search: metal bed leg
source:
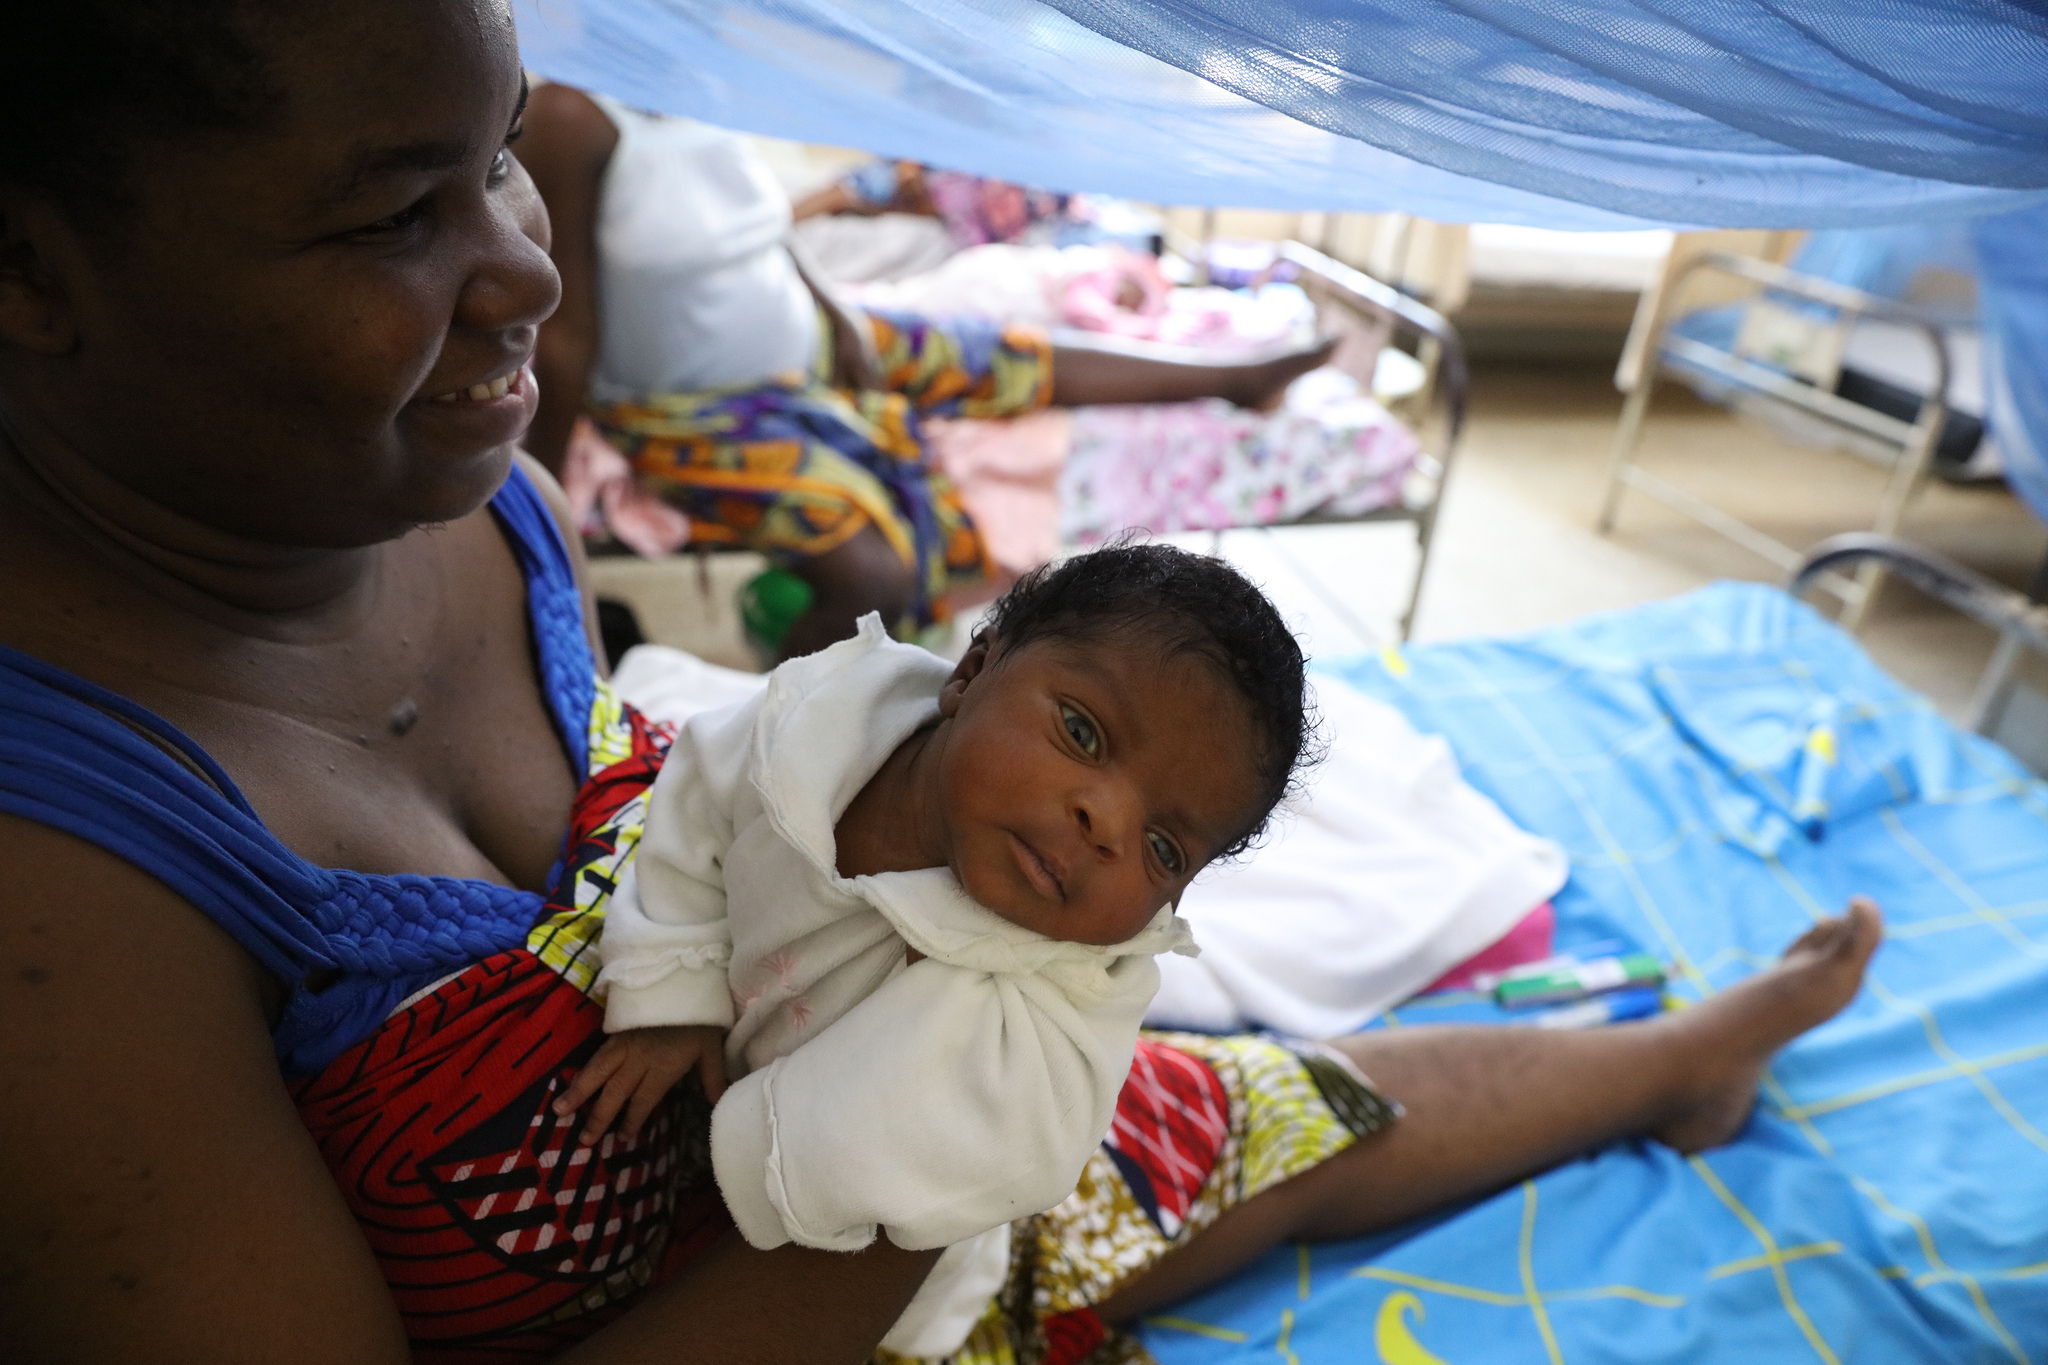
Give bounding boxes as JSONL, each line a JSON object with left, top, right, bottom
{"left": 1965, "top": 632, "right": 2026, "bottom": 735}
{"left": 1597, "top": 377, "right": 1656, "bottom": 534}
{"left": 1265, "top": 241, "right": 1465, "bottom": 648}
{"left": 1835, "top": 562, "right": 1887, "bottom": 634}
{"left": 1399, "top": 505, "right": 1438, "bottom": 642}
{"left": 1837, "top": 415, "right": 1941, "bottom": 632}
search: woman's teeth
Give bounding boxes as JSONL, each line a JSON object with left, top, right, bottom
{"left": 431, "top": 373, "right": 515, "bottom": 403}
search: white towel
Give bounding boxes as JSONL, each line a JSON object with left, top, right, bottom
{"left": 1149, "top": 675, "right": 1567, "bottom": 1037}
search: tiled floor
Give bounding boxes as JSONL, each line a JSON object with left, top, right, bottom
{"left": 1189, "top": 361, "right": 2045, "bottom": 718}
{"left": 592, "top": 359, "right": 2046, "bottom": 719}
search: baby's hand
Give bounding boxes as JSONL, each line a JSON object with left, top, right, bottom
{"left": 553, "top": 1024, "right": 728, "bottom": 1147}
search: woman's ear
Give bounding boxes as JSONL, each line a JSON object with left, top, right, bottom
{"left": 0, "top": 198, "right": 81, "bottom": 357}
{"left": 936, "top": 630, "right": 997, "bottom": 717}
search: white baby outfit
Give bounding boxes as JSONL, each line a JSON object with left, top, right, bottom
{"left": 596, "top": 616, "right": 1195, "bottom": 1354}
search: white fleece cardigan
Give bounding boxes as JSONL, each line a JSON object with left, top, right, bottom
{"left": 596, "top": 617, "right": 1194, "bottom": 1348}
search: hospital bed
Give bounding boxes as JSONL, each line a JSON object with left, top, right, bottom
{"left": 1268, "top": 241, "right": 1465, "bottom": 641}
{"left": 1794, "top": 532, "right": 2048, "bottom": 777}
{"left": 854, "top": 230, "right": 1466, "bottom": 640}
{"left": 1597, "top": 241, "right": 1964, "bottom": 631}
{"left": 1135, "top": 576, "right": 2048, "bottom": 1365}
{"left": 586, "top": 240, "right": 1467, "bottom": 653}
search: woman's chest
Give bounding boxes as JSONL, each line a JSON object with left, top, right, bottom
{"left": 210, "top": 653, "right": 579, "bottom": 894}
{"left": 49, "top": 517, "right": 581, "bottom": 895}
{"left": 227, "top": 563, "right": 578, "bottom": 893}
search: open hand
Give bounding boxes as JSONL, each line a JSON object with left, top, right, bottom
{"left": 553, "top": 1024, "right": 729, "bottom": 1147}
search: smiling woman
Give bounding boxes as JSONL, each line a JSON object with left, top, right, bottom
{"left": 3, "top": 3, "right": 559, "bottom": 548}
{"left": 0, "top": 2, "right": 937, "bottom": 1362}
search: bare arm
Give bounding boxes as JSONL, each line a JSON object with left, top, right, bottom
{"left": 0, "top": 816, "right": 411, "bottom": 1365}
{"left": 791, "top": 181, "right": 861, "bottom": 222}
{"left": 0, "top": 814, "right": 938, "bottom": 1364}
{"left": 516, "top": 84, "right": 616, "bottom": 478}
{"left": 559, "top": 1236, "right": 937, "bottom": 1365}
{"left": 785, "top": 239, "right": 882, "bottom": 393}
{"left": 791, "top": 161, "right": 934, "bottom": 222}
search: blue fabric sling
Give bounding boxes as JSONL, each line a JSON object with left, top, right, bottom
{"left": 0, "top": 465, "right": 597, "bottom": 1077}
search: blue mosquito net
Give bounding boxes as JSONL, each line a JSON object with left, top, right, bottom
{"left": 515, "top": 0, "right": 2048, "bottom": 524}
{"left": 516, "top": 0, "right": 2048, "bottom": 228}
{"left": 1977, "top": 206, "right": 2048, "bottom": 529}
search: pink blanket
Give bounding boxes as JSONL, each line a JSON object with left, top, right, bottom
{"left": 1058, "top": 386, "right": 1417, "bottom": 543}
{"left": 928, "top": 376, "right": 1419, "bottom": 581}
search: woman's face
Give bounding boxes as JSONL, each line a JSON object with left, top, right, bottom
{"left": 5, "top": 0, "right": 558, "bottom": 547}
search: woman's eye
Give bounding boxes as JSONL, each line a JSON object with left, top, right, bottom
{"left": 357, "top": 200, "right": 428, "bottom": 237}
{"left": 1060, "top": 705, "right": 1100, "bottom": 757}
{"left": 1148, "top": 831, "right": 1186, "bottom": 876}
{"left": 488, "top": 148, "right": 512, "bottom": 184}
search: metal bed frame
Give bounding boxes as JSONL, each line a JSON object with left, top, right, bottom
{"left": 1602, "top": 252, "right": 1952, "bottom": 631}
{"left": 1791, "top": 532, "right": 2048, "bottom": 774}
{"left": 1230, "top": 240, "right": 1467, "bottom": 643}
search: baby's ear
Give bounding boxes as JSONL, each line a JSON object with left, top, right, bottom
{"left": 936, "top": 630, "right": 997, "bottom": 717}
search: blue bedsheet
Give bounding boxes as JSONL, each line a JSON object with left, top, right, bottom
{"left": 1138, "top": 583, "right": 2048, "bottom": 1365}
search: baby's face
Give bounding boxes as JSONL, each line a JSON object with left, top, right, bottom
{"left": 932, "top": 633, "right": 1265, "bottom": 945}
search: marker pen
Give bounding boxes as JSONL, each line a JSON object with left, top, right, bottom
{"left": 1518, "top": 985, "right": 1666, "bottom": 1030}
{"left": 1470, "top": 939, "right": 1627, "bottom": 993}
{"left": 1494, "top": 953, "right": 1666, "bottom": 1009}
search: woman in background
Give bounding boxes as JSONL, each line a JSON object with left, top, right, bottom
{"left": 519, "top": 84, "right": 1334, "bottom": 658}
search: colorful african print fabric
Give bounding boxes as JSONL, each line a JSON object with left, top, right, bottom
{"left": 291, "top": 685, "right": 722, "bottom": 1363}
{"left": 590, "top": 308, "right": 1051, "bottom": 625}
{"left": 878, "top": 1032, "right": 1399, "bottom": 1365}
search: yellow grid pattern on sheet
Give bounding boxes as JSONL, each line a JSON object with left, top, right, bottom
{"left": 1375, "top": 639, "right": 2037, "bottom": 1362}
{"left": 1138, "top": 597, "right": 2048, "bottom": 1365}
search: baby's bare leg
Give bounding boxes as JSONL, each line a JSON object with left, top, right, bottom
{"left": 1096, "top": 899, "right": 1881, "bottom": 1325}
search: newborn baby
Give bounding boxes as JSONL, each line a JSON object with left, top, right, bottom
{"left": 557, "top": 542, "right": 1311, "bottom": 1352}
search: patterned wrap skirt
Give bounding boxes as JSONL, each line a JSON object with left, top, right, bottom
{"left": 590, "top": 308, "right": 1053, "bottom": 625}
{"left": 881, "top": 1032, "right": 1401, "bottom": 1365}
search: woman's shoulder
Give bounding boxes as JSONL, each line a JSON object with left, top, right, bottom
{"left": 0, "top": 805, "right": 285, "bottom": 1018}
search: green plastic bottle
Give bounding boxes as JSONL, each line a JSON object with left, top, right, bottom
{"left": 738, "top": 567, "right": 814, "bottom": 660}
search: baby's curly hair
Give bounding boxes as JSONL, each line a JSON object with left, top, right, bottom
{"left": 980, "top": 541, "right": 1317, "bottom": 858}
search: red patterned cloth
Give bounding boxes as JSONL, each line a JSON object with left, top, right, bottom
{"left": 1040, "top": 1307, "right": 1109, "bottom": 1365}
{"left": 1100, "top": 1038, "right": 1231, "bottom": 1239}
{"left": 292, "top": 699, "right": 730, "bottom": 1362}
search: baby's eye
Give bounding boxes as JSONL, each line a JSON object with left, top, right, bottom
{"left": 1060, "top": 704, "right": 1100, "bottom": 757}
{"left": 1148, "top": 831, "right": 1186, "bottom": 876}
